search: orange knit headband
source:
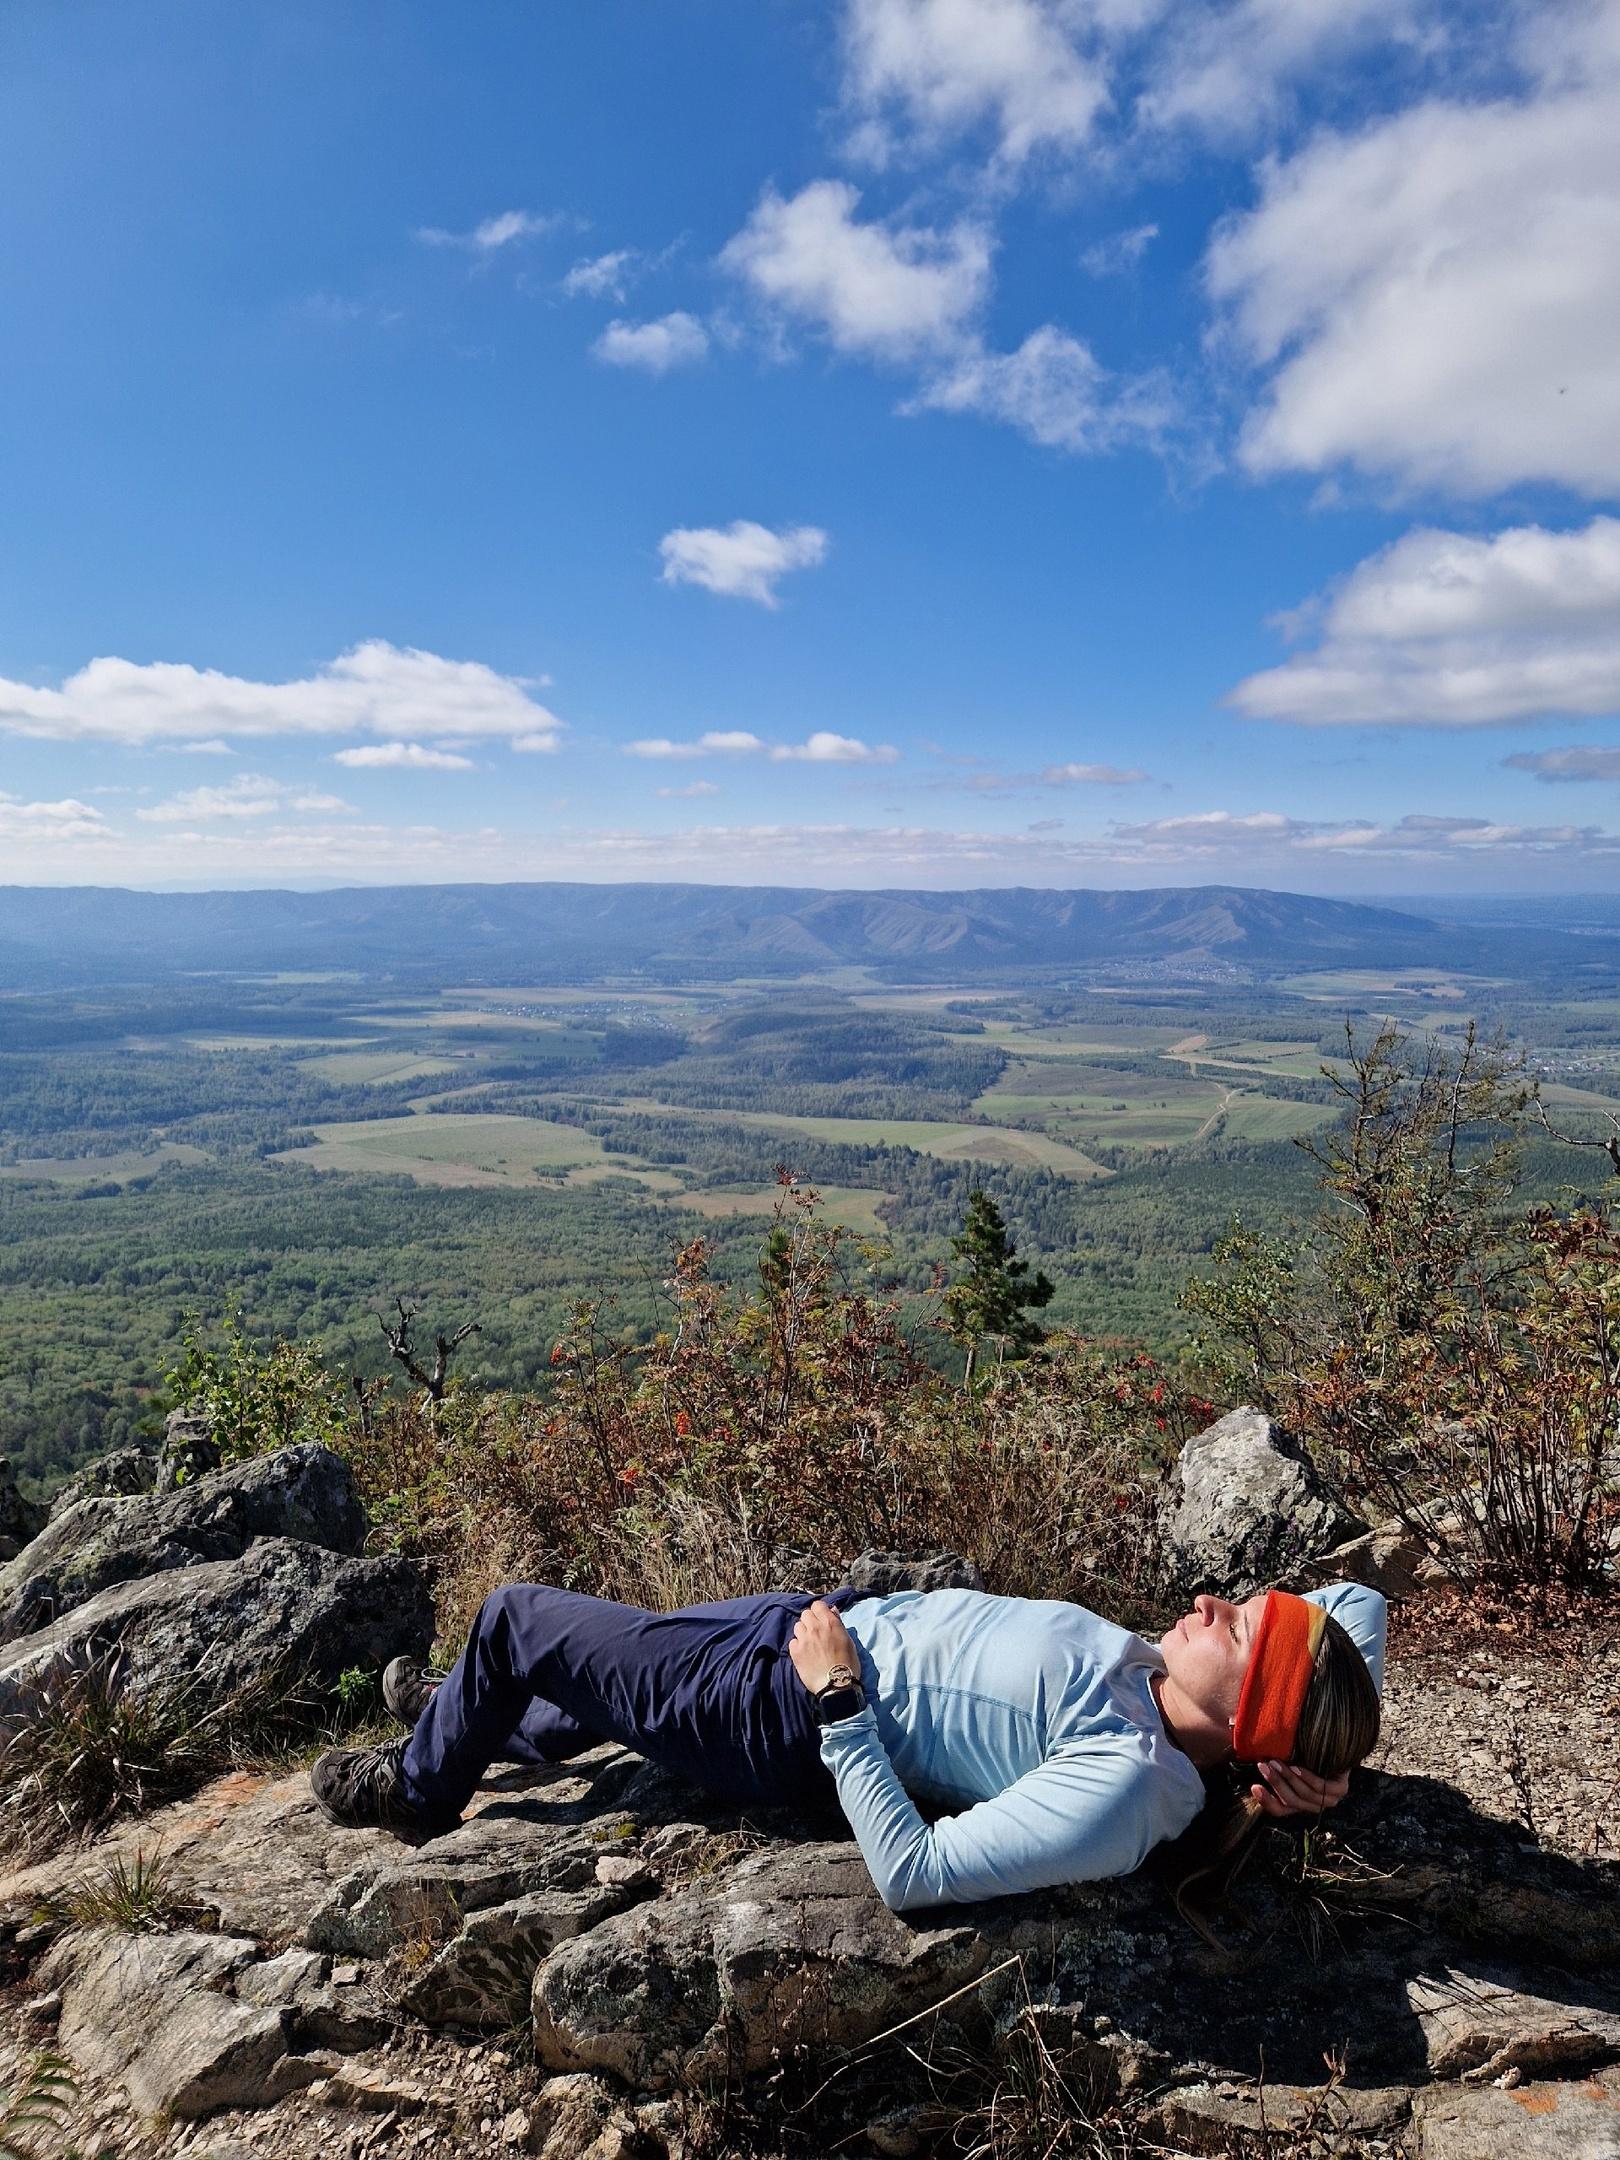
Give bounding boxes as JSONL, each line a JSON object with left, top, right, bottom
{"left": 1231, "top": 1591, "right": 1328, "bottom": 1762}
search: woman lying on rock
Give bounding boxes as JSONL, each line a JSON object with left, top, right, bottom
{"left": 312, "top": 1578, "right": 1383, "bottom": 1911}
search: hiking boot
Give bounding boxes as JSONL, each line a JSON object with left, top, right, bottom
{"left": 382, "top": 1654, "right": 446, "bottom": 1730}
{"left": 310, "top": 1738, "right": 444, "bottom": 1839}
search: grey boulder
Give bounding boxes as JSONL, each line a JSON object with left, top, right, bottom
{"left": 45, "top": 1447, "right": 158, "bottom": 1520}
{"left": 842, "top": 1549, "right": 985, "bottom": 1596}
{"left": 0, "top": 1442, "right": 370, "bottom": 1643}
{"left": 0, "top": 1535, "right": 432, "bottom": 1720}
{"left": 532, "top": 1842, "right": 998, "bottom": 2091}
{"left": 1159, "top": 1406, "right": 1363, "bottom": 1598}
{"left": 157, "top": 1407, "right": 221, "bottom": 1490}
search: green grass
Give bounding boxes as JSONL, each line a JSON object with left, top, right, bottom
{"left": 684, "top": 1184, "right": 893, "bottom": 1234}
{"left": 300, "top": 1048, "right": 464, "bottom": 1085}
{"left": 0, "top": 1143, "right": 210, "bottom": 1185}
{"left": 277, "top": 1111, "right": 647, "bottom": 1187}
{"left": 612, "top": 1099, "right": 1110, "bottom": 1179}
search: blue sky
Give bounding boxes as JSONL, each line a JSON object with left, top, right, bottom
{"left": 2, "top": 0, "right": 1618, "bottom": 894}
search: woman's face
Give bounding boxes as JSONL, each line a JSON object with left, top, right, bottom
{"left": 1158, "top": 1592, "right": 1267, "bottom": 1724}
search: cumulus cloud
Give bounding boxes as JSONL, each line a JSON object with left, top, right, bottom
{"left": 625, "top": 731, "right": 767, "bottom": 759}
{"left": 1207, "top": 14, "right": 1620, "bottom": 494}
{"left": 840, "top": 0, "right": 1111, "bottom": 166}
{"left": 1229, "top": 518, "right": 1620, "bottom": 727}
{"left": 1140, "top": 0, "right": 1431, "bottom": 141}
{"left": 333, "top": 742, "right": 476, "bottom": 771}
{"left": 657, "top": 521, "right": 829, "bottom": 607}
{"left": 136, "top": 775, "right": 350, "bottom": 823}
{"left": 769, "top": 731, "right": 898, "bottom": 763}
{"left": 0, "top": 641, "right": 564, "bottom": 751}
{"left": 1505, "top": 745, "right": 1620, "bottom": 783}
{"left": 591, "top": 312, "right": 709, "bottom": 372}
{"left": 721, "top": 181, "right": 1169, "bottom": 457}
{"left": 0, "top": 792, "right": 109, "bottom": 843}
{"left": 913, "top": 325, "right": 1172, "bottom": 452}
{"left": 416, "top": 209, "right": 563, "bottom": 251}
{"left": 720, "top": 181, "right": 990, "bottom": 360}
{"left": 562, "top": 249, "right": 638, "bottom": 300}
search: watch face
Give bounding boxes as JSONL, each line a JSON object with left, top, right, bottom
{"left": 814, "top": 1684, "right": 865, "bottom": 1726}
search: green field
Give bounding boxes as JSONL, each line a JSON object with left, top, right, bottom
{"left": 684, "top": 1183, "right": 892, "bottom": 1234}
{"left": 0, "top": 1142, "right": 211, "bottom": 1184}
{"left": 614, "top": 1099, "right": 1111, "bottom": 1178}
{"left": 276, "top": 1112, "right": 675, "bottom": 1190}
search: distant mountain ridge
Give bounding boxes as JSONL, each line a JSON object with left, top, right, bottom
{"left": 0, "top": 880, "right": 1607, "bottom": 986}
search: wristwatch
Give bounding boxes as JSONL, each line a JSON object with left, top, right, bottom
{"left": 811, "top": 1661, "right": 866, "bottom": 1726}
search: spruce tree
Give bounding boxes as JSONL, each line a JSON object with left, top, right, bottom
{"left": 942, "top": 1190, "right": 1054, "bottom": 1388}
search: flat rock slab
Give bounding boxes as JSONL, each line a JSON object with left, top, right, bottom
{"left": 1, "top": 1769, "right": 406, "bottom": 1944}
{"left": 1409, "top": 2066, "right": 1620, "bottom": 2158}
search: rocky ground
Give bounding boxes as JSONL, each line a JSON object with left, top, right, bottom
{"left": 1, "top": 1413, "right": 1617, "bottom": 2159}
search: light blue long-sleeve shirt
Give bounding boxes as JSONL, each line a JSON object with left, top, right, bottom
{"left": 819, "top": 1583, "right": 1387, "bottom": 1912}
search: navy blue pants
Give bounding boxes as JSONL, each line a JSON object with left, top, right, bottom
{"left": 400, "top": 1583, "right": 858, "bottom": 1825}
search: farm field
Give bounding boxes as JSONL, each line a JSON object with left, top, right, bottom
{"left": 0, "top": 1141, "right": 210, "bottom": 1184}
{"left": 612, "top": 1098, "right": 1112, "bottom": 1178}
{"left": 276, "top": 1111, "right": 679, "bottom": 1191}
{"left": 10, "top": 948, "right": 1620, "bottom": 1496}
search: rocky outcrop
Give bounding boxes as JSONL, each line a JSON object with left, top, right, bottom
{"left": 2, "top": 1430, "right": 1615, "bottom": 2156}
{"left": 532, "top": 1842, "right": 1009, "bottom": 2089}
{"left": 841, "top": 1548, "right": 985, "bottom": 1595}
{"left": 0, "top": 1457, "right": 46, "bottom": 1565}
{"left": 0, "top": 1442, "right": 369, "bottom": 1642}
{"left": 45, "top": 1446, "right": 158, "bottom": 1520}
{"left": 1160, "top": 1404, "right": 1364, "bottom": 1596}
{"left": 157, "top": 1407, "right": 221, "bottom": 1490}
{"left": 0, "top": 1535, "right": 432, "bottom": 1719}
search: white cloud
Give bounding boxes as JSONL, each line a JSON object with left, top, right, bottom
{"left": 0, "top": 792, "right": 109, "bottom": 843}
{"left": 625, "top": 731, "right": 767, "bottom": 759}
{"left": 562, "top": 249, "right": 638, "bottom": 300}
{"left": 333, "top": 742, "right": 476, "bottom": 771}
{"left": 720, "top": 181, "right": 990, "bottom": 360}
{"left": 657, "top": 781, "right": 722, "bottom": 798}
{"left": 658, "top": 521, "right": 829, "bottom": 607}
{"left": 0, "top": 641, "right": 563, "bottom": 750}
{"left": 9, "top": 801, "right": 1620, "bottom": 889}
{"left": 840, "top": 0, "right": 1111, "bottom": 166}
{"left": 1107, "top": 807, "right": 1618, "bottom": 859}
{"left": 913, "top": 325, "right": 1172, "bottom": 453}
{"left": 1080, "top": 222, "right": 1159, "bottom": 276}
{"left": 136, "top": 775, "right": 350, "bottom": 824}
{"left": 770, "top": 731, "right": 898, "bottom": 763}
{"left": 1139, "top": 0, "right": 1430, "bottom": 142}
{"left": 1207, "top": 17, "right": 1620, "bottom": 495}
{"left": 416, "top": 209, "right": 562, "bottom": 252}
{"left": 591, "top": 313, "right": 709, "bottom": 372}
{"left": 1229, "top": 518, "right": 1620, "bottom": 727}
{"left": 1041, "top": 761, "right": 1150, "bottom": 784}
{"left": 1506, "top": 745, "right": 1620, "bottom": 783}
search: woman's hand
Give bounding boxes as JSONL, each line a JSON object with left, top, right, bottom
{"left": 789, "top": 1598, "right": 860, "bottom": 1695}
{"left": 1250, "top": 1760, "right": 1351, "bottom": 1820}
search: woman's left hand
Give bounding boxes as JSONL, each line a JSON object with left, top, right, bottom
{"left": 789, "top": 1598, "right": 860, "bottom": 1695}
{"left": 1250, "top": 1760, "right": 1351, "bottom": 1819}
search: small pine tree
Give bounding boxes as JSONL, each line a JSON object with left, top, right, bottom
{"left": 941, "top": 1190, "right": 1054, "bottom": 1388}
